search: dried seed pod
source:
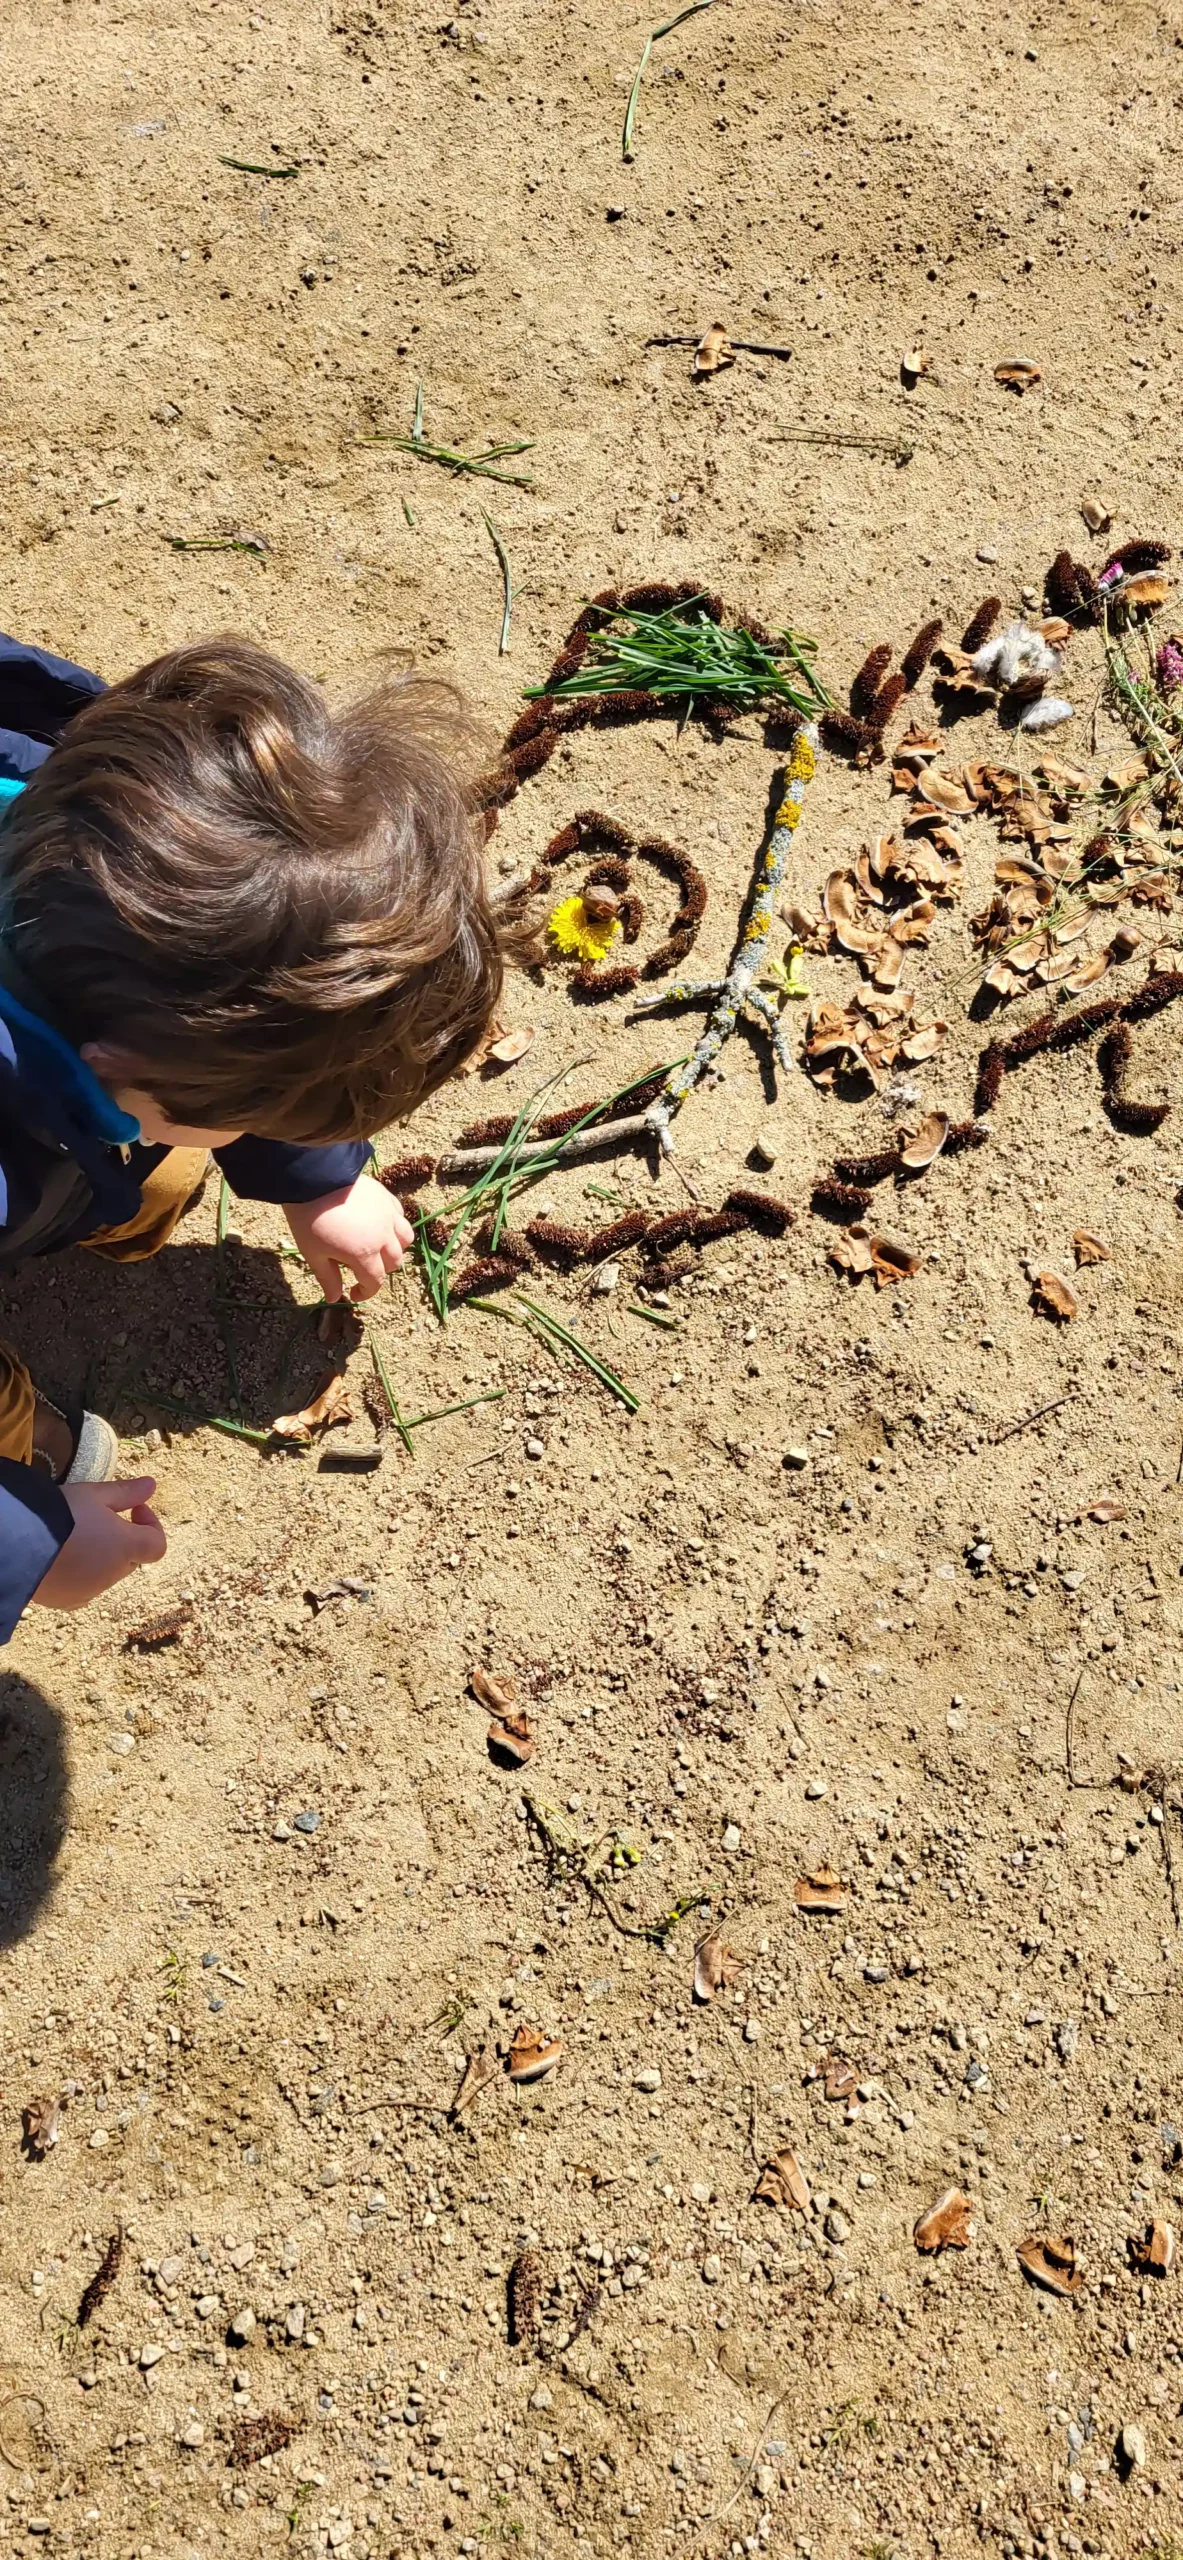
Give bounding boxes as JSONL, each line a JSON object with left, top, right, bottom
{"left": 1106, "top": 1095, "right": 1170, "bottom": 1135}
{"left": 974, "top": 1043, "right": 1006, "bottom": 1114}
{"left": 1045, "top": 551, "right": 1081, "bottom": 620}
{"left": 379, "top": 1155, "right": 436, "bottom": 1194}
{"left": 1046, "top": 997, "right": 1121, "bottom": 1052}
{"left": 525, "top": 1220, "right": 594, "bottom": 1268}
{"left": 943, "top": 1118, "right": 990, "bottom": 1155}
{"left": 900, "top": 619, "right": 943, "bottom": 688}
{"left": 1122, "top": 969, "right": 1183, "bottom": 1022}
{"left": 850, "top": 643, "right": 894, "bottom": 717}
{"left": 821, "top": 708, "right": 875, "bottom": 758}
{"left": 722, "top": 1187, "right": 795, "bottom": 1236}
{"left": 812, "top": 1179, "right": 874, "bottom": 1219}
{"left": 582, "top": 854, "right": 633, "bottom": 891}
{"left": 232, "top": 2412, "right": 302, "bottom": 2469}
{"left": 508, "top": 2250, "right": 544, "bottom": 2345}
{"left": 472, "top": 1222, "right": 535, "bottom": 1268}
{"left": 594, "top": 1211, "right": 653, "bottom": 1255}
{"left": 541, "top": 821, "right": 581, "bottom": 866}
{"left": 1098, "top": 1021, "right": 1132, "bottom": 1089}
{"left": 574, "top": 961, "right": 640, "bottom": 997}
{"left": 960, "top": 595, "right": 1001, "bottom": 651}
{"left": 1000, "top": 1013, "right": 1056, "bottom": 1065}
{"left": 509, "top": 731, "right": 558, "bottom": 783}
{"left": 644, "top": 1209, "right": 703, "bottom": 1256}
{"left": 77, "top": 2227, "right": 123, "bottom": 2328}
{"left": 833, "top": 1147, "right": 900, "bottom": 1185}
{"left": 1072, "top": 559, "right": 1100, "bottom": 618}
{"left": 643, "top": 1254, "right": 696, "bottom": 1290}
{"left": 682, "top": 1209, "right": 748, "bottom": 1248}
{"left": 1105, "top": 537, "right": 1172, "bottom": 577}
{"left": 448, "top": 1255, "right": 524, "bottom": 1302}
{"left": 617, "top": 892, "right": 645, "bottom": 942}
{"left": 866, "top": 671, "right": 908, "bottom": 733}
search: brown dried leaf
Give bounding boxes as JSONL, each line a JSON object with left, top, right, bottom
{"left": 895, "top": 726, "right": 942, "bottom": 759}
{"left": 1017, "top": 2232, "right": 1082, "bottom": 2296}
{"left": 507, "top": 2025, "right": 563, "bottom": 2085}
{"left": 898, "top": 1020, "right": 947, "bottom": 1063}
{"left": 692, "top": 319, "right": 736, "bottom": 376}
{"left": 994, "top": 357, "right": 1042, "bottom": 392}
{"left": 450, "top": 2045, "right": 499, "bottom": 2121}
{"left": 871, "top": 936, "right": 906, "bottom": 992}
{"left": 22, "top": 2094, "right": 64, "bottom": 2157}
{"left": 794, "top": 1864, "right": 849, "bottom": 1914}
{"left": 1063, "top": 949, "right": 1111, "bottom": 994}
{"left": 1130, "top": 2219, "right": 1176, "bottom": 2277}
{"left": 1121, "top": 571, "right": 1170, "bottom": 607}
{"left": 899, "top": 1111, "right": 949, "bottom": 1171}
{"left": 487, "top": 1711, "right": 535, "bottom": 1767}
{"left": 1076, "top": 1494, "right": 1126, "bottom": 1524}
{"left": 755, "top": 2147, "right": 811, "bottom": 2211}
{"left": 829, "top": 1223, "right": 875, "bottom": 1278}
{"left": 487, "top": 1027, "right": 538, "bottom": 1064}
{"left": 1106, "top": 752, "right": 1150, "bottom": 791}
{"left": 914, "top": 2188, "right": 977, "bottom": 2253}
{"left": 270, "top": 1372, "right": 353, "bottom": 1443}
{"left": 471, "top": 1667, "right": 518, "bottom": 1713}
{"left": 693, "top": 1928, "right": 743, "bottom": 2004}
{"left": 870, "top": 1234, "right": 923, "bottom": 1288}
{"left": 983, "top": 959, "right": 1020, "bottom": 998}
{"left": 823, "top": 2058, "right": 859, "bottom": 2103}
{"left": 1081, "top": 497, "right": 1111, "bottom": 533}
{"left": 1072, "top": 1228, "right": 1111, "bottom": 1266}
{"left": 915, "top": 768, "right": 975, "bottom": 816}
{"left": 1031, "top": 1268, "right": 1079, "bottom": 1322}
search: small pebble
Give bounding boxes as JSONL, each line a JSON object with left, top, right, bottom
{"left": 293, "top": 1810, "right": 321, "bottom": 1835}
{"left": 529, "top": 2385, "right": 554, "bottom": 2411}
{"left": 108, "top": 1733, "right": 135, "bottom": 1757}
{"left": 593, "top": 1264, "right": 620, "bottom": 1295}
{"left": 722, "top": 1823, "right": 741, "bottom": 1852}
{"left": 804, "top": 1778, "right": 828, "bottom": 1800}
{"left": 743, "top": 2017, "right": 762, "bottom": 2043}
{"left": 1120, "top": 2421, "right": 1147, "bottom": 2470}
{"left": 751, "top": 1133, "right": 779, "bottom": 1169}
{"left": 701, "top": 2254, "right": 722, "bottom": 2284}
{"left": 864, "top": 1963, "right": 889, "bottom": 1985}
{"left": 783, "top": 1446, "right": 810, "bottom": 1471}
{"left": 976, "top": 543, "right": 998, "bottom": 563}
{"left": 272, "top": 1822, "right": 292, "bottom": 1842}
{"left": 140, "top": 2343, "right": 165, "bottom": 2368}
{"left": 824, "top": 2209, "right": 851, "bottom": 2245}
{"left": 634, "top": 2067, "right": 662, "bottom": 2094}
{"left": 180, "top": 2421, "right": 204, "bottom": 2448}
{"left": 227, "top": 2306, "right": 256, "bottom": 2344}
{"left": 525, "top": 1438, "right": 545, "bottom": 1460}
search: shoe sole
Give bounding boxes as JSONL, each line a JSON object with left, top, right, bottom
{"left": 66, "top": 1411, "right": 120, "bottom": 1484}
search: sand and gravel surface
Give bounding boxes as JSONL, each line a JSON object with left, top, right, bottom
{"left": 2, "top": 3, "right": 1183, "bottom": 2557}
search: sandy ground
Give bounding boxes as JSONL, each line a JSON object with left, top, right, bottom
{"left": 3, "top": 3, "right": 1183, "bottom": 2557}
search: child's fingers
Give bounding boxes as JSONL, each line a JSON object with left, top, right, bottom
{"left": 125, "top": 1510, "right": 168, "bottom": 1566}
{"left": 96, "top": 1476, "right": 158, "bottom": 1511}
{"left": 347, "top": 1254, "right": 388, "bottom": 1301}
{"left": 316, "top": 1258, "right": 345, "bottom": 1304}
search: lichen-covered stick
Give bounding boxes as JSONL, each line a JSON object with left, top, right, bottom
{"left": 636, "top": 727, "right": 816, "bottom": 1154}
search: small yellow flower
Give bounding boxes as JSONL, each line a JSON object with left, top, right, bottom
{"left": 546, "top": 892, "right": 623, "bottom": 966}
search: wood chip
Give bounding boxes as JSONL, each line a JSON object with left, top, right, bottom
{"left": 486, "top": 1027, "right": 538, "bottom": 1064}
{"left": 471, "top": 1667, "right": 518, "bottom": 1714}
{"left": 487, "top": 1710, "right": 535, "bottom": 1766}
{"left": 1130, "top": 2219, "right": 1175, "bottom": 2277}
{"left": 506, "top": 2025, "right": 563, "bottom": 2085}
{"left": 270, "top": 1373, "right": 354, "bottom": 1443}
{"left": 1016, "top": 2231, "right": 1082, "bottom": 2296}
{"left": 450, "top": 2045, "right": 499, "bottom": 2121}
{"left": 692, "top": 319, "right": 736, "bottom": 376}
{"left": 914, "top": 2188, "right": 976, "bottom": 2253}
{"left": 508, "top": 2248, "right": 544, "bottom": 2343}
{"left": 870, "top": 1234, "right": 923, "bottom": 1288}
{"left": 1072, "top": 1229, "right": 1111, "bottom": 1266}
{"left": 693, "top": 1928, "right": 743, "bottom": 2004}
{"left": 994, "top": 357, "right": 1042, "bottom": 392}
{"left": 754, "top": 2147, "right": 810, "bottom": 2210}
{"left": 21, "top": 2095, "right": 64, "bottom": 2157}
{"left": 899, "top": 1111, "right": 949, "bottom": 1171}
{"left": 794, "top": 1864, "right": 849, "bottom": 1914}
{"left": 829, "top": 1224, "right": 875, "bottom": 1278}
{"left": 1031, "top": 1268, "right": 1079, "bottom": 1321}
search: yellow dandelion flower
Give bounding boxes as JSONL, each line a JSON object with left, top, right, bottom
{"left": 546, "top": 893, "right": 623, "bottom": 966}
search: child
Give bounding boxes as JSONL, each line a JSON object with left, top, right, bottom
{"left": 0, "top": 629, "right": 505, "bottom": 1640}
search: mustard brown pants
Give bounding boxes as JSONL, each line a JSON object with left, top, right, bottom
{"left": 0, "top": 1147, "right": 208, "bottom": 1466}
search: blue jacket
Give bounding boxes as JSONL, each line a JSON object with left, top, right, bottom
{"left": 0, "top": 631, "right": 369, "bottom": 1640}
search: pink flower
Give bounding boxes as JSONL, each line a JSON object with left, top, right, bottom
{"left": 1157, "top": 639, "right": 1183, "bottom": 692}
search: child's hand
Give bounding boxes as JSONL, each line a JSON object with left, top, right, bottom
{"left": 284, "top": 1172, "right": 414, "bottom": 1304}
{"left": 31, "top": 1478, "right": 167, "bottom": 1610}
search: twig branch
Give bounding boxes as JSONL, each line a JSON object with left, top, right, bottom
{"left": 992, "top": 1393, "right": 1071, "bottom": 1446}
{"left": 481, "top": 510, "right": 518, "bottom": 655}
{"left": 436, "top": 1111, "right": 651, "bottom": 1181}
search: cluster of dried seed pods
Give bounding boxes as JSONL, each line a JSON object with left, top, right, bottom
{"left": 820, "top": 617, "right": 942, "bottom": 764}
{"left": 446, "top": 1187, "right": 793, "bottom": 1303}
{"left": 528, "top": 808, "right": 708, "bottom": 992}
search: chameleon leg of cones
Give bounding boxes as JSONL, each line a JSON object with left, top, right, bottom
{"left": 637, "top": 727, "right": 816, "bottom": 1154}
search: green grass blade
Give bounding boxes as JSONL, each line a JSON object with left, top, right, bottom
{"left": 622, "top": 0, "right": 717, "bottom": 159}
{"left": 370, "top": 1340, "right": 415, "bottom": 1457}
{"left": 401, "top": 1390, "right": 505, "bottom": 1428}
{"left": 511, "top": 1294, "right": 640, "bottom": 1412}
